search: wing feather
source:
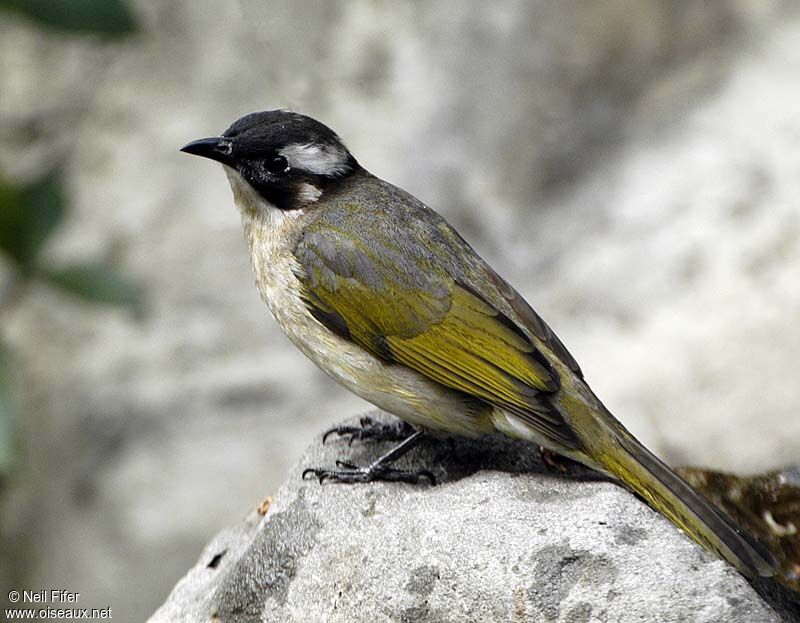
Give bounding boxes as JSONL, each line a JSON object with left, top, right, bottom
{"left": 294, "top": 216, "right": 580, "bottom": 449}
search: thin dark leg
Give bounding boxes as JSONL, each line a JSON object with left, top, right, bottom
{"left": 322, "top": 416, "right": 415, "bottom": 445}
{"left": 303, "top": 430, "right": 435, "bottom": 485}
{"left": 368, "top": 430, "right": 424, "bottom": 464}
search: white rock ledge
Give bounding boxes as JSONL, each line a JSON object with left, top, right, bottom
{"left": 150, "top": 412, "right": 787, "bottom": 623}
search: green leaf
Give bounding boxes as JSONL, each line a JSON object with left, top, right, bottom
{"left": 0, "top": 168, "right": 66, "bottom": 271}
{"left": 0, "top": 0, "right": 136, "bottom": 37}
{"left": 0, "top": 343, "right": 13, "bottom": 478}
{"left": 42, "top": 262, "right": 144, "bottom": 316}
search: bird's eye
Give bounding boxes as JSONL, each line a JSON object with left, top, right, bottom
{"left": 266, "top": 155, "right": 289, "bottom": 174}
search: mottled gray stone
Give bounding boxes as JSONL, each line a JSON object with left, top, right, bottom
{"left": 149, "top": 413, "right": 785, "bottom": 623}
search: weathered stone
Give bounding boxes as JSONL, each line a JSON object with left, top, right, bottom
{"left": 150, "top": 413, "right": 786, "bottom": 623}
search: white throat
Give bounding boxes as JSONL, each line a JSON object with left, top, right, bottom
{"left": 222, "top": 165, "right": 305, "bottom": 271}
{"left": 222, "top": 166, "right": 306, "bottom": 325}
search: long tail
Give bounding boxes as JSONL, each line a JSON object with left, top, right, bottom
{"left": 595, "top": 424, "right": 776, "bottom": 578}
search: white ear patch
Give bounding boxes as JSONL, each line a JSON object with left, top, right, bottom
{"left": 280, "top": 142, "right": 351, "bottom": 177}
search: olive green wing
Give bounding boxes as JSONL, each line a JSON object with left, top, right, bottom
{"left": 431, "top": 215, "right": 584, "bottom": 379}
{"left": 294, "top": 227, "right": 579, "bottom": 449}
{"left": 482, "top": 269, "right": 583, "bottom": 378}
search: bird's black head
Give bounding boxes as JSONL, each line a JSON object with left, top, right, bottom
{"left": 181, "top": 110, "right": 359, "bottom": 210}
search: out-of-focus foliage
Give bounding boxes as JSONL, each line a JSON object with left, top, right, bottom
{"left": 678, "top": 465, "right": 800, "bottom": 593}
{"left": 0, "top": 0, "right": 140, "bottom": 480}
{"left": 0, "top": 168, "right": 144, "bottom": 478}
{"left": 0, "top": 169, "right": 66, "bottom": 272}
{"left": 0, "top": 0, "right": 136, "bottom": 36}
{"left": 42, "top": 263, "right": 144, "bottom": 317}
{"left": 0, "top": 168, "right": 143, "bottom": 310}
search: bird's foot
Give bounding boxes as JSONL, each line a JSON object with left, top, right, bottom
{"left": 305, "top": 429, "right": 434, "bottom": 485}
{"left": 302, "top": 460, "right": 435, "bottom": 485}
{"left": 322, "top": 416, "right": 415, "bottom": 445}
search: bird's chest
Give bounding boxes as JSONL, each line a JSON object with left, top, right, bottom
{"left": 241, "top": 208, "right": 365, "bottom": 385}
{"left": 235, "top": 198, "right": 494, "bottom": 436}
{"left": 242, "top": 210, "right": 313, "bottom": 341}
{"left": 228, "top": 168, "right": 313, "bottom": 340}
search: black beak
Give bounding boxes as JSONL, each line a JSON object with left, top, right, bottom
{"left": 180, "top": 137, "right": 233, "bottom": 165}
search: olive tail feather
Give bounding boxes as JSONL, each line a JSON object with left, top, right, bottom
{"left": 599, "top": 431, "right": 777, "bottom": 578}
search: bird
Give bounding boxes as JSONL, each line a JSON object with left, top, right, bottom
{"left": 181, "top": 109, "right": 776, "bottom": 579}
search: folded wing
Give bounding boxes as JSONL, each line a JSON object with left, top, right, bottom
{"left": 294, "top": 219, "right": 580, "bottom": 449}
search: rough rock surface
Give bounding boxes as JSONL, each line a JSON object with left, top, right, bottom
{"left": 150, "top": 413, "right": 785, "bottom": 623}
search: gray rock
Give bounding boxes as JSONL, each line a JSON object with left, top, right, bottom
{"left": 149, "top": 413, "right": 784, "bottom": 623}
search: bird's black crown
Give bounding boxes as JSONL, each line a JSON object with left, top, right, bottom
{"left": 222, "top": 110, "right": 347, "bottom": 158}
{"left": 182, "top": 110, "right": 360, "bottom": 210}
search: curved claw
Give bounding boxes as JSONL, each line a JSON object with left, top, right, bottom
{"left": 322, "top": 417, "right": 378, "bottom": 445}
{"left": 305, "top": 427, "right": 429, "bottom": 486}
{"left": 381, "top": 468, "right": 436, "bottom": 485}
{"left": 301, "top": 467, "right": 320, "bottom": 480}
{"left": 321, "top": 417, "right": 414, "bottom": 446}
{"left": 322, "top": 427, "right": 351, "bottom": 444}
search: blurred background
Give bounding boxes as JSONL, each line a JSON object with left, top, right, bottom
{"left": 1, "top": 0, "right": 799, "bottom": 620}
